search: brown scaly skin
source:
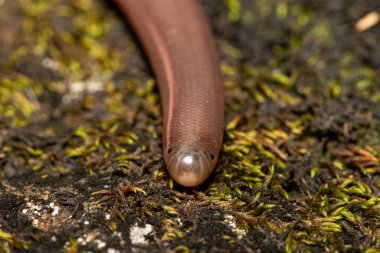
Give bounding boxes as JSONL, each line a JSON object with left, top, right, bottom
{"left": 113, "top": 0, "right": 224, "bottom": 187}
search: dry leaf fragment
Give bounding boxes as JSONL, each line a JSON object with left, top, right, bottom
{"left": 355, "top": 11, "right": 380, "bottom": 32}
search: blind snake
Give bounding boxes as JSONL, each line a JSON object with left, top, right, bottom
{"left": 113, "top": 0, "right": 224, "bottom": 187}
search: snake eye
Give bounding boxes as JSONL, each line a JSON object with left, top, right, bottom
{"left": 210, "top": 153, "right": 215, "bottom": 161}
{"left": 168, "top": 147, "right": 173, "bottom": 154}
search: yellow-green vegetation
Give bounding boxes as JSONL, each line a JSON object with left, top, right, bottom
{"left": 0, "top": 229, "right": 30, "bottom": 253}
{"left": 0, "top": 0, "right": 379, "bottom": 252}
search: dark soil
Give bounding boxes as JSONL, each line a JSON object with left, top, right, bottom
{"left": 0, "top": 0, "right": 379, "bottom": 252}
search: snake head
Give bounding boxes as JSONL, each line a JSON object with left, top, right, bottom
{"left": 164, "top": 142, "right": 218, "bottom": 187}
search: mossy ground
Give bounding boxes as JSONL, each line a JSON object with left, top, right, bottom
{"left": 0, "top": 0, "right": 379, "bottom": 252}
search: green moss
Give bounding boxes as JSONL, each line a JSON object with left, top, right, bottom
{"left": 0, "top": 0, "right": 379, "bottom": 252}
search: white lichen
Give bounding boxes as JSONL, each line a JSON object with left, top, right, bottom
{"left": 224, "top": 214, "right": 246, "bottom": 239}
{"left": 129, "top": 223, "right": 154, "bottom": 245}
